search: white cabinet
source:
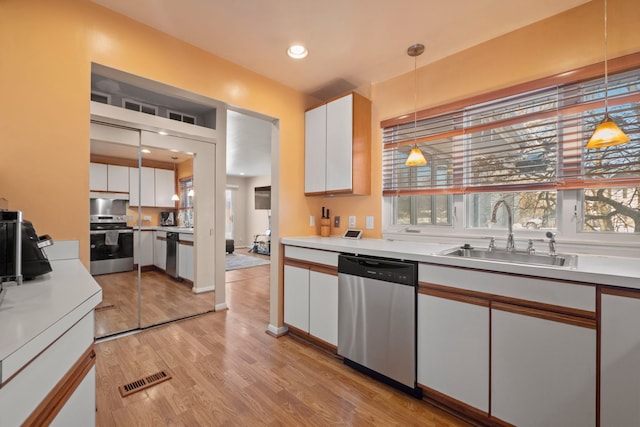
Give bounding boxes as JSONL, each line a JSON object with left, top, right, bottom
{"left": 283, "top": 262, "right": 338, "bottom": 346}
{"left": 600, "top": 289, "right": 640, "bottom": 427}
{"left": 309, "top": 270, "right": 338, "bottom": 346}
{"left": 178, "top": 241, "right": 194, "bottom": 281}
{"left": 133, "top": 230, "right": 154, "bottom": 267}
{"left": 90, "top": 163, "right": 129, "bottom": 192}
{"left": 417, "top": 291, "right": 489, "bottom": 413}
{"left": 304, "top": 92, "right": 371, "bottom": 196}
{"left": 491, "top": 303, "right": 596, "bottom": 427}
{"left": 129, "top": 167, "right": 174, "bottom": 207}
{"left": 107, "top": 164, "right": 129, "bottom": 192}
{"left": 90, "top": 162, "right": 108, "bottom": 191}
{"left": 283, "top": 264, "right": 310, "bottom": 332}
{"left": 154, "top": 168, "right": 176, "bottom": 207}
{"left": 154, "top": 231, "right": 167, "bottom": 271}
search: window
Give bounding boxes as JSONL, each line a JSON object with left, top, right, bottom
{"left": 178, "top": 177, "right": 194, "bottom": 226}
{"left": 383, "top": 62, "right": 640, "bottom": 236}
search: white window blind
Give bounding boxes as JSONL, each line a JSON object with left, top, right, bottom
{"left": 383, "top": 68, "right": 640, "bottom": 196}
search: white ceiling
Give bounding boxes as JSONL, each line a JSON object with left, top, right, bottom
{"left": 92, "top": 0, "right": 590, "bottom": 99}
{"left": 90, "top": 0, "right": 590, "bottom": 178}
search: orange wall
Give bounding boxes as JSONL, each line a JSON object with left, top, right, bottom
{"left": 0, "top": 0, "right": 312, "bottom": 266}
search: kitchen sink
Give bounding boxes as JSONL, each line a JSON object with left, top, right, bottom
{"left": 439, "top": 246, "right": 578, "bottom": 268}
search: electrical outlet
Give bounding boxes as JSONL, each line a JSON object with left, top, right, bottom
{"left": 310, "top": 215, "right": 315, "bottom": 226}
{"left": 349, "top": 215, "right": 356, "bottom": 228}
{"left": 334, "top": 216, "right": 340, "bottom": 227}
{"left": 143, "top": 215, "right": 151, "bottom": 221}
{"left": 366, "top": 216, "right": 374, "bottom": 229}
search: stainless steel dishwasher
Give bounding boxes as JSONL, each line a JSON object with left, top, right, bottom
{"left": 166, "top": 232, "right": 178, "bottom": 279}
{"left": 338, "top": 254, "right": 421, "bottom": 397}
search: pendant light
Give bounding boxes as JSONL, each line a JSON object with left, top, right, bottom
{"left": 171, "top": 156, "right": 180, "bottom": 202}
{"left": 586, "top": 0, "right": 630, "bottom": 149}
{"left": 405, "top": 43, "right": 427, "bottom": 167}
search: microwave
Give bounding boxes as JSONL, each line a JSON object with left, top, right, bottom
{"left": 0, "top": 210, "right": 53, "bottom": 285}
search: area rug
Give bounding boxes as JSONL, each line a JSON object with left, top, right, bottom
{"left": 225, "top": 253, "right": 270, "bottom": 271}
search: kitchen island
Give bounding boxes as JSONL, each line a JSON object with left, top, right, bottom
{"left": 281, "top": 236, "right": 640, "bottom": 427}
{"left": 0, "top": 259, "right": 102, "bottom": 426}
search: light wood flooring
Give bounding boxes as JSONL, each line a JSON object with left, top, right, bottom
{"left": 94, "top": 262, "right": 468, "bottom": 426}
{"left": 93, "top": 269, "right": 215, "bottom": 338}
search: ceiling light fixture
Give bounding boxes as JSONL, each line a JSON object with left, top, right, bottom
{"left": 287, "top": 44, "right": 308, "bottom": 59}
{"left": 171, "top": 156, "right": 180, "bottom": 202}
{"left": 586, "top": 0, "right": 629, "bottom": 149}
{"left": 141, "top": 148, "right": 151, "bottom": 154}
{"left": 405, "top": 43, "right": 427, "bottom": 167}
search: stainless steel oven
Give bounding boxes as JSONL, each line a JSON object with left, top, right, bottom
{"left": 90, "top": 214, "right": 134, "bottom": 275}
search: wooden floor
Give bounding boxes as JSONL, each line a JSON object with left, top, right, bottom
{"left": 93, "top": 269, "right": 215, "bottom": 338}
{"left": 95, "top": 263, "right": 469, "bottom": 426}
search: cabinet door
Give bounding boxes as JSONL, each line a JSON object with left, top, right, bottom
{"left": 304, "top": 104, "right": 327, "bottom": 194}
{"left": 153, "top": 232, "right": 166, "bottom": 270}
{"left": 309, "top": 270, "right": 338, "bottom": 346}
{"left": 154, "top": 168, "right": 176, "bottom": 207}
{"left": 107, "top": 164, "right": 129, "bottom": 192}
{"left": 418, "top": 292, "right": 489, "bottom": 413}
{"left": 89, "top": 163, "right": 108, "bottom": 191}
{"left": 284, "top": 265, "right": 310, "bottom": 332}
{"left": 128, "top": 167, "right": 139, "bottom": 206}
{"left": 178, "top": 243, "right": 193, "bottom": 281}
{"left": 601, "top": 290, "right": 640, "bottom": 427}
{"left": 51, "top": 366, "right": 95, "bottom": 427}
{"left": 139, "top": 231, "right": 154, "bottom": 266}
{"left": 140, "top": 167, "right": 155, "bottom": 207}
{"left": 491, "top": 304, "right": 596, "bottom": 427}
{"left": 325, "top": 94, "right": 353, "bottom": 192}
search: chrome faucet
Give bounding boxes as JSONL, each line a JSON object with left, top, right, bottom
{"left": 491, "top": 199, "right": 515, "bottom": 252}
{"left": 546, "top": 231, "right": 557, "bottom": 256}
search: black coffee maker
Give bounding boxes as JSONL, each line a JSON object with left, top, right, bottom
{"left": 0, "top": 211, "right": 53, "bottom": 283}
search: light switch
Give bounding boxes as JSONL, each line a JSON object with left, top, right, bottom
{"left": 334, "top": 216, "right": 341, "bottom": 227}
{"left": 310, "top": 215, "right": 315, "bottom": 226}
{"left": 349, "top": 216, "right": 356, "bottom": 228}
{"left": 366, "top": 216, "right": 374, "bottom": 229}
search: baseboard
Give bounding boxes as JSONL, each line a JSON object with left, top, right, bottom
{"left": 266, "top": 324, "right": 288, "bottom": 337}
{"left": 193, "top": 285, "right": 215, "bottom": 293}
{"left": 215, "top": 302, "right": 229, "bottom": 311}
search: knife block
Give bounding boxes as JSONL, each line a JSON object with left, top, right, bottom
{"left": 320, "top": 218, "right": 330, "bottom": 237}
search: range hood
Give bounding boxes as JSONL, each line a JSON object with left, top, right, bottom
{"left": 90, "top": 191, "right": 130, "bottom": 200}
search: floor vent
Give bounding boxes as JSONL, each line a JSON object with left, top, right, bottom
{"left": 95, "top": 304, "right": 115, "bottom": 312}
{"left": 119, "top": 370, "right": 172, "bottom": 397}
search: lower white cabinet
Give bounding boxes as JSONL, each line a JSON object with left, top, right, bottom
{"left": 417, "top": 292, "right": 489, "bottom": 413}
{"left": 133, "top": 230, "right": 154, "bottom": 267}
{"left": 178, "top": 242, "right": 194, "bottom": 281}
{"left": 491, "top": 304, "right": 596, "bottom": 427}
{"left": 284, "top": 265, "right": 310, "bottom": 332}
{"left": 283, "top": 263, "right": 338, "bottom": 346}
{"left": 154, "top": 231, "right": 167, "bottom": 270}
{"left": 309, "top": 270, "right": 338, "bottom": 346}
{"left": 600, "top": 289, "right": 640, "bottom": 427}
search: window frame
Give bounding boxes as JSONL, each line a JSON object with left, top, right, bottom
{"left": 382, "top": 53, "right": 640, "bottom": 248}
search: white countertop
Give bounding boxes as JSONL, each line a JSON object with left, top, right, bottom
{"left": 281, "top": 236, "right": 640, "bottom": 289}
{"left": 0, "top": 259, "right": 102, "bottom": 383}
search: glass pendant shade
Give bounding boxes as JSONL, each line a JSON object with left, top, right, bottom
{"left": 405, "top": 146, "right": 427, "bottom": 166}
{"left": 586, "top": 114, "right": 630, "bottom": 149}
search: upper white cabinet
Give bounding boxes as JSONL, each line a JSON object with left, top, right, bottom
{"left": 154, "top": 168, "right": 176, "bottom": 208}
{"left": 106, "top": 164, "right": 129, "bottom": 192}
{"left": 90, "top": 163, "right": 130, "bottom": 192}
{"left": 89, "top": 163, "right": 108, "bottom": 191}
{"left": 129, "top": 166, "right": 174, "bottom": 207}
{"left": 304, "top": 92, "right": 371, "bottom": 196}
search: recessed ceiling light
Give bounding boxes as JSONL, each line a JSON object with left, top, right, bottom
{"left": 287, "top": 44, "right": 308, "bottom": 59}
{"left": 141, "top": 149, "right": 151, "bottom": 154}
{"left": 240, "top": 172, "right": 245, "bottom": 176}
{"left": 158, "top": 131, "right": 168, "bottom": 136}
